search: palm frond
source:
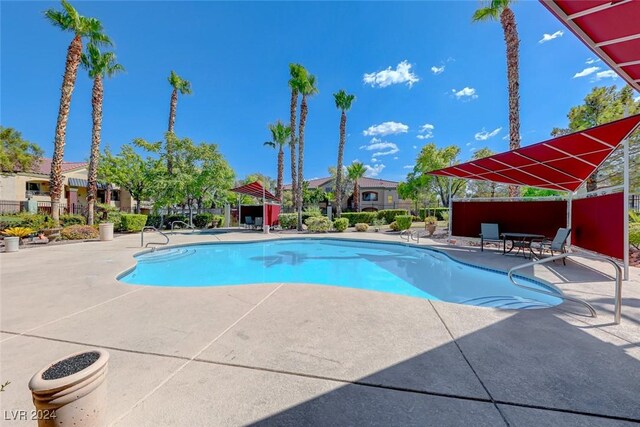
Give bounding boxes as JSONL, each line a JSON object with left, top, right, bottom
{"left": 263, "top": 141, "right": 276, "bottom": 148}
{"left": 472, "top": 6, "right": 500, "bottom": 22}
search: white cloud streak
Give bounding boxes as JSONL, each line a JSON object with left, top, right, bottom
{"left": 573, "top": 67, "right": 599, "bottom": 78}
{"left": 592, "top": 70, "right": 618, "bottom": 81}
{"left": 363, "top": 60, "right": 419, "bottom": 88}
{"left": 474, "top": 127, "right": 502, "bottom": 141}
{"left": 364, "top": 163, "right": 385, "bottom": 177}
{"left": 417, "top": 123, "right": 434, "bottom": 140}
{"left": 431, "top": 65, "right": 445, "bottom": 75}
{"left": 538, "top": 30, "right": 563, "bottom": 44}
{"left": 363, "top": 121, "right": 409, "bottom": 136}
{"left": 452, "top": 87, "right": 478, "bottom": 100}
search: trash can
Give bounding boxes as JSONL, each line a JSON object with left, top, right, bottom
{"left": 29, "top": 349, "right": 109, "bottom": 427}
{"left": 4, "top": 236, "right": 20, "bottom": 252}
{"left": 99, "top": 223, "right": 114, "bottom": 241}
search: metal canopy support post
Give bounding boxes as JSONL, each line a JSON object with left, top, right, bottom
{"left": 263, "top": 181, "right": 267, "bottom": 234}
{"left": 566, "top": 191, "right": 573, "bottom": 249}
{"left": 623, "top": 136, "right": 630, "bottom": 281}
{"left": 448, "top": 176, "right": 453, "bottom": 239}
{"left": 238, "top": 195, "right": 241, "bottom": 229}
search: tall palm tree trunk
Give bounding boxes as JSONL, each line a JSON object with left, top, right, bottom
{"left": 353, "top": 181, "right": 359, "bottom": 212}
{"left": 335, "top": 110, "right": 346, "bottom": 216}
{"left": 50, "top": 34, "right": 83, "bottom": 224}
{"left": 501, "top": 7, "right": 521, "bottom": 198}
{"left": 289, "top": 89, "right": 298, "bottom": 211}
{"left": 276, "top": 146, "right": 284, "bottom": 202}
{"left": 297, "top": 95, "right": 308, "bottom": 230}
{"left": 87, "top": 74, "right": 103, "bottom": 226}
{"left": 167, "top": 88, "right": 178, "bottom": 175}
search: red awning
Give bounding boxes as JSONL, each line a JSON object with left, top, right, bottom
{"left": 428, "top": 114, "right": 640, "bottom": 192}
{"left": 541, "top": 0, "right": 640, "bottom": 92}
{"left": 230, "top": 181, "right": 279, "bottom": 202}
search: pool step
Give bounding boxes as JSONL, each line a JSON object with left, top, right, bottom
{"left": 137, "top": 248, "right": 196, "bottom": 263}
{"left": 461, "top": 295, "right": 553, "bottom": 310}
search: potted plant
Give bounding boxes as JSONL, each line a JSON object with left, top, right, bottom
{"left": 372, "top": 218, "right": 386, "bottom": 232}
{"left": 2, "top": 227, "right": 34, "bottom": 252}
{"left": 424, "top": 216, "right": 437, "bottom": 237}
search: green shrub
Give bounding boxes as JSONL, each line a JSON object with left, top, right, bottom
{"left": 120, "top": 214, "right": 148, "bottom": 232}
{"left": 60, "top": 214, "right": 86, "bottom": 226}
{"left": 146, "top": 215, "right": 162, "bottom": 228}
{"left": 355, "top": 223, "right": 369, "bottom": 232}
{"left": 302, "top": 207, "right": 322, "bottom": 223}
{"left": 418, "top": 208, "right": 449, "bottom": 221}
{"left": 424, "top": 216, "right": 437, "bottom": 225}
{"left": 193, "top": 213, "right": 214, "bottom": 228}
{"left": 6, "top": 213, "right": 52, "bottom": 230}
{"left": 630, "top": 223, "right": 640, "bottom": 249}
{"left": 164, "top": 214, "right": 188, "bottom": 229}
{"left": 213, "top": 215, "right": 225, "bottom": 227}
{"left": 389, "top": 221, "right": 399, "bottom": 231}
{"left": 339, "top": 212, "right": 377, "bottom": 226}
{"left": 377, "top": 209, "right": 408, "bottom": 224}
{"left": 305, "top": 216, "right": 331, "bottom": 232}
{"left": 278, "top": 213, "right": 298, "bottom": 229}
{"left": 441, "top": 211, "right": 450, "bottom": 223}
{"left": 0, "top": 216, "right": 24, "bottom": 231}
{"left": 333, "top": 218, "right": 348, "bottom": 232}
{"left": 372, "top": 218, "right": 386, "bottom": 228}
{"left": 630, "top": 211, "right": 640, "bottom": 223}
{"left": 106, "top": 211, "right": 122, "bottom": 231}
{"left": 61, "top": 224, "right": 99, "bottom": 240}
{"left": 395, "top": 215, "right": 412, "bottom": 231}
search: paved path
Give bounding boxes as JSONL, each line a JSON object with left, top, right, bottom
{"left": 1, "top": 230, "right": 639, "bottom": 426}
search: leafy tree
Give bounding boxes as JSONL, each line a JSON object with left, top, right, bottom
{"left": 347, "top": 161, "right": 367, "bottom": 212}
{"left": 415, "top": 143, "right": 466, "bottom": 206}
{"left": 473, "top": 0, "right": 521, "bottom": 197}
{"left": 521, "top": 187, "right": 560, "bottom": 198}
{"left": 263, "top": 120, "right": 291, "bottom": 202}
{"left": 333, "top": 89, "right": 356, "bottom": 217}
{"left": 302, "top": 181, "right": 326, "bottom": 207}
{"left": 466, "top": 147, "right": 508, "bottom": 198}
{"left": 0, "top": 127, "right": 43, "bottom": 173}
{"left": 551, "top": 86, "right": 640, "bottom": 192}
{"left": 98, "top": 145, "right": 159, "bottom": 214}
{"left": 167, "top": 71, "right": 192, "bottom": 174}
{"left": 296, "top": 71, "right": 318, "bottom": 230}
{"left": 45, "top": 0, "right": 111, "bottom": 223}
{"left": 398, "top": 170, "right": 431, "bottom": 213}
{"left": 287, "top": 64, "right": 307, "bottom": 212}
{"left": 81, "top": 43, "right": 124, "bottom": 225}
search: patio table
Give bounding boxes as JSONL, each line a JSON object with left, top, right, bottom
{"left": 500, "top": 232, "right": 545, "bottom": 259}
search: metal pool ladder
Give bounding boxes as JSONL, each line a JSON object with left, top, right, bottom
{"left": 508, "top": 253, "right": 622, "bottom": 324}
{"left": 141, "top": 226, "right": 170, "bottom": 249}
{"left": 170, "top": 221, "right": 195, "bottom": 233}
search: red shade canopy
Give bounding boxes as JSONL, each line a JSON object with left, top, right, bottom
{"left": 428, "top": 114, "right": 640, "bottom": 192}
{"left": 541, "top": 0, "right": 640, "bottom": 92}
{"left": 230, "top": 181, "right": 279, "bottom": 202}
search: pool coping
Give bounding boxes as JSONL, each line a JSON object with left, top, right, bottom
{"left": 116, "top": 236, "right": 565, "bottom": 310}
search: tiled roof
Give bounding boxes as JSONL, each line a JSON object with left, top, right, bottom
{"left": 284, "top": 176, "right": 398, "bottom": 190}
{"left": 33, "top": 158, "right": 87, "bottom": 175}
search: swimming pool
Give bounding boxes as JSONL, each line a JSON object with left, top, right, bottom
{"left": 119, "top": 238, "right": 563, "bottom": 309}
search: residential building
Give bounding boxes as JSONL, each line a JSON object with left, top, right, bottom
{"left": 284, "top": 176, "right": 412, "bottom": 212}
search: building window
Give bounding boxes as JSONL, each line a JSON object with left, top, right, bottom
{"left": 387, "top": 195, "right": 393, "bottom": 204}
{"left": 111, "top": 190, "right": 120, "bottom": 201}
{"left": 362, "top": 191, "right": 378, "bottom": 202}
{"left": 26, "top": 182, "right": 41, "bottom": 192}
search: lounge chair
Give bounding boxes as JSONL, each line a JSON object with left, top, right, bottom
{"left": 480, "top": 223, "right": 501, "bottom": 252}
{"left": 254, "top": 217, "right": 263, "bottom": 230}
{"left": 244, "top": 216, "right": 254, "bottom": 229}
{"left": 531, "top": 228, "right": 571, "bottom": 265}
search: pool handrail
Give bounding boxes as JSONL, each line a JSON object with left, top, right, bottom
{"left": 141, "top": 226, "right": 170, "bottom": 248}
{"left": 170, "top": 221, "right": 195, "bottom": 233}
{"left": 508, "top": 253, "right": 622, "bottom": 324}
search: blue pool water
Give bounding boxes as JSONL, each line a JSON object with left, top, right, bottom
{"left": 119, "top": 239, "right": 563, "bottom": 309}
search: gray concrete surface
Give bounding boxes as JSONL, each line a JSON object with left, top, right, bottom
{"left": 1, "top": 230, "right": 639, "bottom": 426}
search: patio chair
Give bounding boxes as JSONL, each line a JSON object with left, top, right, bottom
{"left": 254, "top": 217, "right": 263, "bottom": 230}
{"left": 480, "top": 223, "right": 501, "bottom": 252}
{"left": 531, "top": 228, "right": 571, "bottom": 265}
{"left": 244, "top": 216, "right": 254, "bottom": 229}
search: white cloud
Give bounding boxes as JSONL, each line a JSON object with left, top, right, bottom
{"left": 417, "top": 123, "right": 434, "bottom": 140}
{"left": 470, "top": 147, "right": 478, "bottom": 152}
{"left": 431, "top": 65, "right": 445, "bottom": 75}
{"left": 585, "top": 57, "right": 600, "bottom": 65}
{"left": 372, "top": 147, "right": 399, "bottom": 157}
{"left": 538, "top": 30, "right": 563, "bottom": 44}
{"left": 474, "top": 127, "right": 502, "bottom": 141}
{"left": 592, "top": 70, "right": 618, "bottom": 81}
{"left": 393, "top": 156, "right": 399, "bottom": 160}
{"left": 371, "top": 158, "right": 379, "bottom": 163}
{"left": 412, "top": 145, "right": 417, "bottom": 149}
{"left": 452, "top": 87, "right": 478, "bottom": 100}
{"left": 363, "top": 60, "right": 419, "bottom": 88}
{"left": 466, "top": 142, "right": 472, "bottom": 146}
{"left": 364, "top": 163, "right": 385, "bottom": 177}
{"left": 634, "top": 95, "right": 640, "bottom": 102}
{"left": 360, "top": 141, "right": 397, "bottom": 151}
{"left": 363, "top": 121, "right": 409, "bottom": 136}
{"left": 403, "top": 165, "right": 414, "bottom": 170}
{"left": 573, "top": 66, "right": 599, "bottom": 78}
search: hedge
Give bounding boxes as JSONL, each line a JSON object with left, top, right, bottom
{"left": 164, "top": 214, "right": 188, "bottom": 229}
{"left": 278, "top": 213, "right": 298, "bottom": 229}
{"left": 146, "top": 215, "right": 162, "bottom": 228}
{"left": 395, "top": 215, "right": 412, "bottom": 231}
{"left": 213, "top": 215, "right": 225, "bottom": 227}
{"left": 305, "top": 216, "right": 331, "bottom": 232}
{"left": 418, "top": 208, "right": 449, "bottom": 221}
{"left": 61, "top": 225, "right": 99, "bottom": 240}
{"left": 193, "top": 213, "right": 213, "bottom": 228}
{"left": 333, "top": 218, "right": 348, "bottom": 232}
{"left": 60, "top": 214, "right": 86, "bottom": 226}
{"left": 339, "top": 212, "right": 377, "bottom": 226}
{"left": 120, "top": 214, "right": 148, "bottom": 232}
{"left": 377, "top": 209, "right": 408, "bottom": 224}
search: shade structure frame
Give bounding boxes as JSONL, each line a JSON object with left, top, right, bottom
{"left": 428, "top": 114, "right": 640, "bottom": 193}
{"left": 230, "top": 181, "right": 279, "bottom": 202}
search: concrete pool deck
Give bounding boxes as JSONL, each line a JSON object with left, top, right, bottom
{"left": 1, "top": 230, "right": 639, "bottom": 426}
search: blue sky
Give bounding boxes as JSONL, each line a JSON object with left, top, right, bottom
{"left": 2, "top": 1, "right": 636, "bottom": 183}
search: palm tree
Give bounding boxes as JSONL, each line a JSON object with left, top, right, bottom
{"left": 81, "top": 43, "right": 124, "bottom": 225}
{"left": 296, "top": 72, "right": 318, "bottom": 230}
{"left": 167, "top": 70, "right": 192, "bottom": 174}
{"left": 333, "top": 89, "right": 356, "bottom": 217}
{"left": 347, "top": 162, "right": 367, "bottom": 212}
{"left": 44, "top": 0, "right": 111, "bottom": 224}
{"left": 263, "top": 120, "right": 291, "bottom": 202}
{"left": 473, "top": 0, "right": 521, "bottom": 197}
{"left": 287, "top": 64, "right": 307, "bottom": 212}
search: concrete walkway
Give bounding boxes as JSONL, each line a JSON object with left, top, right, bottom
{"left": 1, "top": 230, "right": 639, "bottom": 426}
